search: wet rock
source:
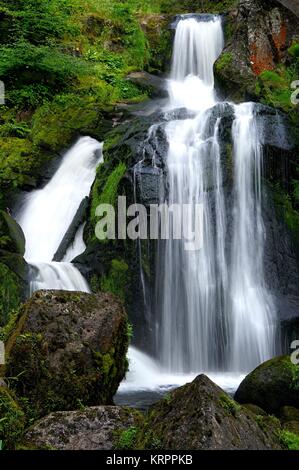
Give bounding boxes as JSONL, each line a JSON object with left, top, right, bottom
{"left": 127, "top": 72, "right": 168, "bottom": 98}
{"left": 0, "top": 210, "right": 25, "bottom": 256}
{"left": 137, "top": 374, "right": 283, "bottom": 450}
{"left": 254, "top": 104, "right": 295, "bottom": 150}
{"left": 53, "top": 196, "right": 89, "bottom": 262}
{"left": 23, "top": 406, "right": 143, "bottom": 450}
{"left": 5, "top": 290, "right": 129, "bottom": 419}
{"left": 235, "top": 355, "right": 299, "bottom": 413}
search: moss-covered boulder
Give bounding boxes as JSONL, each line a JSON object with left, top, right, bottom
{"left": 235, "top": 356, "right": 299, "bottom": 414}
{"left": 279, "top": 406, "right": 299, "bottom": 435}
{"left": 136, "top": 375, "right": 282, "bottom": 450}
{"left": 23, "top": 406, "right": 143, "bottom": 450}
{"left": 5, "top": 290, "right": 129, "bottom": 420}
{"left": 0, "top": 386, "right": 25, "bottom": 449}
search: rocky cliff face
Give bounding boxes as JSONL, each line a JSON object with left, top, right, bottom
{"left": 215, "top": 0, "right": 299, "bottom": 100}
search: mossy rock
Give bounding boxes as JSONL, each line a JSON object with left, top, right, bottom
{"left": 23, "top": 406, "right": 143, "bottom": 450}
{"left": 31, "top": 93, "right": 108, "bottom": 152}
{"left": 0, "top": 386, "right": 25, "bottom": 449}
{"left": 0, "top": 262, "right": 22, "bottom": 327}
{"left": 278, "top": 406, "right": 299, "bottom": 436}
{"left": 136, "top": 374, "right": 282, "bottom": 450}
{"left": 5, "top": 290, "right": 129, "bottom": 421}
{"left": 0, "top": 210, "right": 25, "bottom": 255}
{"left": 235, "top": 356, "right": 299, "bottom": 413}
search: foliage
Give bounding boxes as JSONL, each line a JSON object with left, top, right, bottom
{"left": 0, "top": 264, "right": 21, "bottom": 327}
{"left": 256, "top": 44, "right": 299, "bottom": 112}
{"left": 0, "top": 387, "right": 25, "bottom": 450}
{"left": 215, "top": 52, "right": 233, "bottom": 74}
{"left": 114, "top": 426, "right": 138, "bottom": 450}
{"left": 279, "top": 430, "right": 299, "bottom": 450}
{"left": 100, "top": 259, "right": 129, "bottom": 303}
{"left": 219, "top": 394, "right": 241, "bottom": 417}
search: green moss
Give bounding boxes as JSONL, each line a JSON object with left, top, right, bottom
{"left": 0, "top": 387, "right": 25, "bottom": 450}
{"left": 215, "top": 52, "right": 233, "bottom": 74}
{"left": 127, "top": 322, "right": 133, "bottom": 342}
{"left": 257, "top": 66, "right": 298, "bottom": 112}
{"left": 271, "top": 183, "right": 299, "bottom": 249}
{"left": 288, "top": 43, "right": 299, "bottom": 59}
{"left": 31, "top": 93, "right": 106, "bottom": 152}
{"left": 90, "top": 161, "right": 127, "bottom": 237}
{"left": 100, "top": 259, "right": 129, "bottom": 303}
{"left": 219, "top": 394, "right": 241, "bottom": 417}
{"left": 280, "top": 430, "right": 299, "bottom": 450}
{"left": 0, "top": 264, "right": 22, "bottom": 327}
{"left": 0, "top": 137, "right": 38, "bottom": 191}
{"left": 254, "top": 414, "right": 281, "bottom": 433}
{"left": 5, "top": 291, "right": 129, "bottom": 421}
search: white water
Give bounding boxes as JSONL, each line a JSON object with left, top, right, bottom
{"left": 63, "top": 223, "right": 87, "bottom": 262}
{"left": 123, "top": 16, "right": 277, "bottom": 395}
{"left": 119, "top": 347, "right": 245, "bottom": 396}
{"left": 229, "top": 103, "right": 276, "bottom": 369}
{"left": 17, "top": 136, "right": 102, "bottom": 293}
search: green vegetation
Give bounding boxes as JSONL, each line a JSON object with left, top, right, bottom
{"left": 0, "top": 0, "right": 240, "bottom": 208}
{"left": 219, "top": 394, "right": 241, "bottom": 417}
{"left": 91, "top": 161, "right": 127, "bottom": 237}
{"left": 271, "top": 183, "right": 299, "bottom": 250}
{"left": 0, "top": 387, "right": 25, "bottom": 449}
{"left": 0, "top": 264, "right": 21, "bottom": 327}
{"left": 256, "top": 43, "right": 299, "bottom": 112}
{"left": 215, "top": 52, "right": 233, "bottom": 74}
{"left": 100, "top": 259, "right": 129, "bottom": 303}
{"left": 114, "top": 426, "right": 139, "bottom": 450}
{"left": 280, "top": 430, "right": 299, "bottom": 450}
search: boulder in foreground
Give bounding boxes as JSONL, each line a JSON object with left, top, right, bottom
{"left": 5, "top": 290, "right": 129, "bottom": 419}
{"left": 136, "top": 374, "right": 283, "bottom": 450}
{"left": 23, "top": 406, "right": 143, "bottom": 450}
{"left": 235, "top": 355, "right": 299, "bottom": 414}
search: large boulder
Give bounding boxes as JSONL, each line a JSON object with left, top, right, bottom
{"left": 136, "top": 374, "right": 283, "bottom": 450}
{"left": 235, "top": 355, "right": 299, "bottom": 413}
{"left": 23, "top": 406, "right": 143, "bottom": 450}
{"left": 5, "top": 290, "right": 129, "bottom": 420}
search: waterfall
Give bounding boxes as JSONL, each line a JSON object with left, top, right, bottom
{"left": 229, "top": 103, "right": 276, "bottom": 369}
{"left": 155, "top": 16, "right": 276, "bottom": 374}
{"left": 16, "top": 136, "right": 102, "bottom": 293}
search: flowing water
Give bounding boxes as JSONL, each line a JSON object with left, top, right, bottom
{"left": 118, "top": 15, "right": 277, "bottom": 403}
{"left": 13, "top": 15, "right": 278, "bottom": 407}
{"left": 16, "top": 136, "right": 103, "bottom": 293}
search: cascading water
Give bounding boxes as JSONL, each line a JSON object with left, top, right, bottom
{"left": 16, "top": 136, "right": 103, "bottom": 293}
{"left": 229, "top": 103, "right": 276, "bottom": 370}
{"left": 158, "top": 16, "right": 276, "bottom": 373}
{"left": 119, "top": 15, "right": 277, "bottom": 401}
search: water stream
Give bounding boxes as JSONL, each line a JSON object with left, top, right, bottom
{"left": 117, "top": 15, "right": 277, "bottom": 404}
{"left": 16, "top": 136, "right": 103, "bottom": 293}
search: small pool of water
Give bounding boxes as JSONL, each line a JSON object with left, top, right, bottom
{"left": 114, "top": 347, "right": 246, "bottom": 410}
